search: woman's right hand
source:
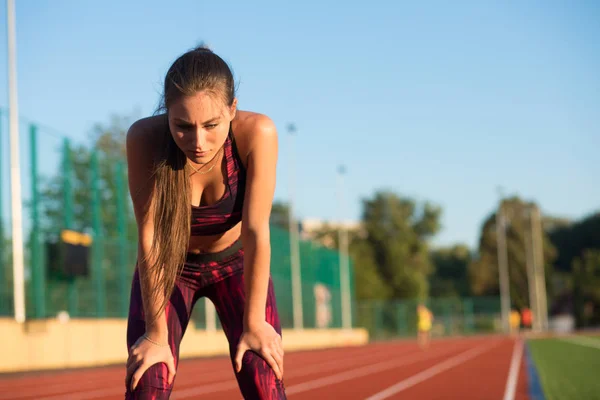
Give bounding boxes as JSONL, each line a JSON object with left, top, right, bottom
{"left": 126, "top": 333, "right": 176, "bottom": 391}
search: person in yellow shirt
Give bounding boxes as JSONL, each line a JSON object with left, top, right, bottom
{"left": 510, "top": 309, "right": 521, "bottom": 336}
{"left": 417, "top": 304, "right": 433, "bottom": 349}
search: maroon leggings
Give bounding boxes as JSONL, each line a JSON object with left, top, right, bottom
{"left": 125, "top": 241, "right": 287, "bottom": 399}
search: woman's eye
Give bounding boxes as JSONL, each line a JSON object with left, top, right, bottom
{"left": 205, "top": 124, "right": 218, "bottom": 129}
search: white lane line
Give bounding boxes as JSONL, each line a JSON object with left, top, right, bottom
{"left": 173, "top": 345, "right": 432, "bottom": 398}
{"left": 364, "top": 343, "right": 496, "bottom": 400}
{"left": 503, "top": 339, "right": 524, "bottom": 400}
{"left": 559, "top": 335, "right": 600, "bottom": 350}
{"left": 38, "top": 342, "right": 474, "bottom": 400}
{"left": 283, "top": 344, "right": 471, "bottom": 396}
{"left": 33, "top": 345, "right": 397, "bottom": 400}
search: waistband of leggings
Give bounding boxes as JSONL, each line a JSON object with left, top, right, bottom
{"left": 185, "top": 239, "right": 243, "bottom": 264}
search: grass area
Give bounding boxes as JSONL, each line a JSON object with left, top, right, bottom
{"left": 528, "top": 336, "right": 600, "bottom": 400}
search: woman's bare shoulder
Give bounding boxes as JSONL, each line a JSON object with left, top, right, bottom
{"left": 127, "top": 114, "right": 168, "bottom": 150}
{"left": 126, "top": 114, "right": 169, "bottom": 203}
{"left": 232, "top": 110, "right": 277, "bottom": 162}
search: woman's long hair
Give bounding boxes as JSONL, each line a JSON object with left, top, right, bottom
{"left": 142, "top": 45, "right": 236, "bottom": 325}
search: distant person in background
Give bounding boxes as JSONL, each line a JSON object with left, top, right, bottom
{"left": 124, "top": 46, "right": 286, "bottom": 399}
{"left": 417, "top": 304, "right": 433, "bottom": 349}
{"left": 521, "top": 307, "right": 532, "bottom": 331}
{"left": 510, "top": 308, "right": 521, "bottom": 336}
{"left": 314, "top": 283, "right": 332, "bottom": 329}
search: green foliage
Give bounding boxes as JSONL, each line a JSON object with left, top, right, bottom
{"left": 468, "top": 197, "right": 556, "bottom": 310}
{"left": 302, "top": 191, "right": 442, "bottom": 301}
{"left": 548, "top": 212, "right": 600, "bottom": 327}
{"left": 270, "top": 201, "right": 290, "bottom": 231}
{"left": 38, "top": 114, "right": 138, "bottom": 243}
{"left": 361, "top": 191, "right": 441, "bottom": 300}
{"left": 572, "top": 249, "right": 600, "bottom": 327}
{"left": 350, "top": 238, "right": 392, "bottom": 300}
{"left": 429, "top": 244, "right": 472, "bottom": 298}
{"left": 549, "top": 212, "right": 600, "bottom": 273}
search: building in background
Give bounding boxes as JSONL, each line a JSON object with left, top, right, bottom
{"left": 299, "top": 218, "right": 363, "bottom": 249}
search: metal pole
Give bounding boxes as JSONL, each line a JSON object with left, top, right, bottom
{"left": 62, "top": 138, "right": 77, "bottom": 315}
{"left": 495, "top": 193, "right": 511, "bottom": 334}
{"left": 531, "top": 205, "right": 548, "bottom": 331}
{"left": 115, "top": 161, "right": 129, "bottom": 317}
{"left": 90, "top": 151, "right": 106, "bottom": 317}
{"left": 337, "top": 165, "right": 352, "bottom": 329}
{"left": 0, "top": 109, "right": 5, "bottom": 297}
{"left": 524, "top": 206, "right": 538, "bottom": 332}
{"left": 287, "top": 123, "right": 303, "bottom": 330}
{"left": 30, "top": 124, "right": 45, "bottom": 318}
{"left": 7, "top": 0, "right": 26, "bottom": 323}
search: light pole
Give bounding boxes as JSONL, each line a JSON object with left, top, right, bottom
{"left": 287, "top": 123, "right": 303, "bottom": 330}
{"left": 496, "top": 188, "right": 511, "bottom": 334}
{"left": 524, "top": 206, "right": 539, "bottom": 332}
{"left": 7, "top": 0, "right": 26, "bottom": 323}
{"left": 337, "top": 165, "right": 352, "bottom": 329}
{"left": 530, "top": 204, "right": 548, "bottom": 332}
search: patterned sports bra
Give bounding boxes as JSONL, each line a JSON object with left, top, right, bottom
{"left": 190, "top": 128, "right": 246, "bottom": 236}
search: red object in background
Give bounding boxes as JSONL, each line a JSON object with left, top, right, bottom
{"left": 522, "top": 308, "right": 533, "bottom": 327}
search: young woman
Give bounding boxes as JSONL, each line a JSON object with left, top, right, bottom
{"left": 124, "top": 46, "right": 287, "bottom": 399}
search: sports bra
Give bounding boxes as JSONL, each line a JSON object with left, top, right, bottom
{"left": 190, "top": 128, "right": 246, "bottom": 236}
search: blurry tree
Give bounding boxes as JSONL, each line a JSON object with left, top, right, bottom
{"left": 38, "top": 112, "right": 139, "bottom": 242}
{"left": 308, "top": 221, "right": 363, "bottom": 251}
{"left": 468, "top": 197, "right": 557, "bottom": 310}
{"left": 313, "top": 223, "right": 336, "bottom": 248}
{"left": 306, "top": 221, "right": 388, "bottom": 300}
{"left": 429, "top": 244, "right": 472, "bottom": 298}
{"left": 351, "top": 238, "right": 392, "bottom": 300}
{"left": 304, "top": 191, "right": 440, "bottom": 301}
{"left": 90, "top": 113, "right": 131, "bottom": 159}
{"left": 572, "top": 249, "right": 600, "bottom": 327}
{"left": 548, "top": 212, "right": 600, "bottom": 327}
{"left": 35, "top": 110, "right": 140, "bottom": 307}
{"left": 270, "top": 201, "right": 290, "bottom": 231}
{"left": 360, "top": 190, "right": 442, "bottom": 300}
{"left": 548, "top": 213, "right": 600, "bottom": 273}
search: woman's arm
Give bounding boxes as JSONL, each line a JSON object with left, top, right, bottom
{"left": 234, "top": 114, "right": 283, "bottom": 378}
{"left": 240, "top": 115, "right": 278, "bottom": 328}
{"left": 126, "top": 118, "right": 169, "bottom": 341}
{"left": 125, "top": 118, "right": 175, "bottom": 390}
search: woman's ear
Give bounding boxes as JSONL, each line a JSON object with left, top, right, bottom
{"left": 229, "top": 98, "right": 238, "bottom": 120}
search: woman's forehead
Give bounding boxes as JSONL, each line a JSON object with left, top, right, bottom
{"left": 169, "top": 91, "right": 227, "bottom": 121}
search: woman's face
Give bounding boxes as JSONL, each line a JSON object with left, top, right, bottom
{"left": 168, "top": 90, "right": 237, "bottom": 164}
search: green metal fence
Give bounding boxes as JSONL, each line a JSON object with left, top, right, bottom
{"left": 0, "top": 113, "right": 354, "bottom": 331}
{"left": 356, "top": 296, "right": 502, "bottom": 340}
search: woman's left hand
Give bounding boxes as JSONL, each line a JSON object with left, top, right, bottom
{"left": 234, "top": 320, "right": 284, "bottom": 380}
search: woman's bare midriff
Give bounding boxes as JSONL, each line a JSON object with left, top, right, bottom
{"left": 187, "top": 222, "right": 242, "bottom": 254}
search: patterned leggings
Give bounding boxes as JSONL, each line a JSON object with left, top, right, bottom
{"left": 125, "top": 241, "right": 287, "bottom": 399}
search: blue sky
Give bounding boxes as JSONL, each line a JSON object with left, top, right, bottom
{"left": 0, "top": 0, "right": 598, "bottom": 249}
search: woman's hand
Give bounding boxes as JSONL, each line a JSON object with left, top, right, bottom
{"left": 234, "top": 321, "right": 284, "bottom": 380}
{"left": 126, "top": 333, "right": 176, "bottom": 391}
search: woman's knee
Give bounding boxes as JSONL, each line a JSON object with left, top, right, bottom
{"left": 125, "top": 362, "right": 174, "bottom": 399}
{"left": 235, "top": 350, "right": 286, "bottom": 399}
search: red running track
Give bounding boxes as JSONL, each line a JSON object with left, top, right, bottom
{"left": 0, "top": 335, "right": 529, "bottom": 400}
